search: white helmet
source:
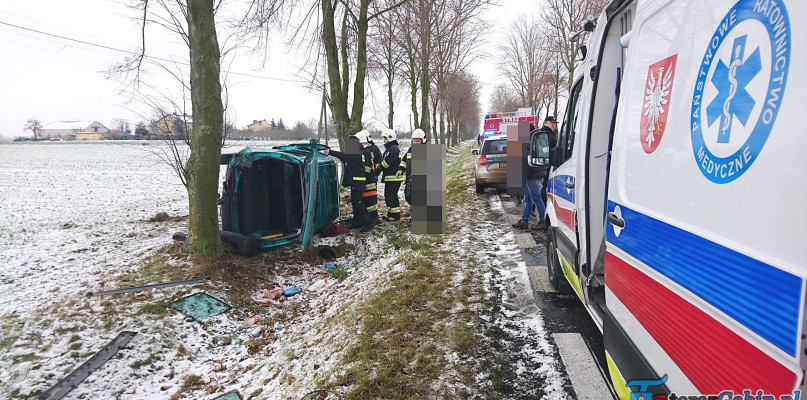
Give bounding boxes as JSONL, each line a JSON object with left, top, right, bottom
{"left": 411, "top": 129, "right": 426, "bottom": 140}
{"left": 381, "top": 128, "right": 396, "bottom": 141}
{"left": 354, "top": 130, "right": 372, "bottom": 144}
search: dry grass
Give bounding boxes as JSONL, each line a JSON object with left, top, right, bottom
{"left": 329, "top": 146, "right": 485, "bottom": 399}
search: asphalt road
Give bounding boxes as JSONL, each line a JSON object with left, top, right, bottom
{"left": 496, "top": 192, "right": 617, "bottom": 400}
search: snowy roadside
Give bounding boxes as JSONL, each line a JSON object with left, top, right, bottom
{"left": 0, "top": 141, "right": 568, "bottom": 399}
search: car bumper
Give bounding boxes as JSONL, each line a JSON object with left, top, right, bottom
{"left": 475, "top": 163, "right": 507, "bottom": 186}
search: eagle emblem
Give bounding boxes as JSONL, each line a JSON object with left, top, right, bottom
{"left": 640, "top": 55, "right": 677, "bottom": 153}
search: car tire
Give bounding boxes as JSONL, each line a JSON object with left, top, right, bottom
{"left": 547, "top": 227, "right": 574, "bottom": 294}
{"left": 220, "top": 231, "right": 260, "bottom": 256}
{"left": 475, "top": 182, "right": 485, "bottom": 194}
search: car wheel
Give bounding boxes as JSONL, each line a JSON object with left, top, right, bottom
{"left": 546, "top": 228, "right": 573, "bottom": 294}
{"left": 475, "top": 183, "right": 485, "bottom": 194}
{"left": 220, "top": 231, "right": 260, "bottom": 256}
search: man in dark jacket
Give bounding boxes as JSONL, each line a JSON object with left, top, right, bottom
{"left": 379, "top": 128, "right": 404, "bottom": 221}
{"left": 402, "top": 128, "right": 426, "bottom": 205}
{"left": 324, "top": 135, "right": 374, "bottom": 232}
{"left": 513, "top": 116, "right": 557, "bottom": 230}
{"left": 364, "top": 131, "right": 383, "bottom": 225}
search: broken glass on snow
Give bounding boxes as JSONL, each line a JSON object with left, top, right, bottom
{"left": 170, "top": 292, "right": 231, "bottom": 322}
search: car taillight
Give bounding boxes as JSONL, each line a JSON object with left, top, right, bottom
{"left": 478, "top": 155, "right": 486, "bottom": 165}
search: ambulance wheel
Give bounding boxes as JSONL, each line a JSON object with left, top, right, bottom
{"left": 547, "top": 228, "right": 573, "bottom": 294}
{"left": 475, "top": 182, "right": 485, "bottom": 194}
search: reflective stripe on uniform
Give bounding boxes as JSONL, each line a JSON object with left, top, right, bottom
{"left": 353, "top": 176, "right": 366, "bottom": 181}
{"left": 365, "top": 166, "right": 372, "bottom": 173}
{"left": 381, "top": 160, "right": 390, "bottom": 168}
{"left": 365, "top": 183, "right": 377, "bottom": 190}
{"left": 361, "top": 190, "right": 378, "bottom": 197}
{"left": 367, "top": 205, "right": 378, "bottom": 212}
{"left": 399, "top": 161, "right": 407, "bottom": 168}
{"left": 388, "top": 207, "right": 401, "bottom": 214}
{"left": 384, "top": 177, "right": 404, "bottom": 182}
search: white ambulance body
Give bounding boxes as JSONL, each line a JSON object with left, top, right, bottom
{"left": 539, "top": 0, "right": 806, "bottom": 397}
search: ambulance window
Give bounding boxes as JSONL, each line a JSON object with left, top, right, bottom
{"left": 619, "top": 10, "right": 633, "bottom": 69}
{"left": 558, "top": 79, "right": 584, "bottom": 162}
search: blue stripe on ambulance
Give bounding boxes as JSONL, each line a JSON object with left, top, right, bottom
{"left": 606, "top": 201, "right": 802, "bottom": 357}
{"left": 548, "top": 175, "right": 575, "bottom": 203}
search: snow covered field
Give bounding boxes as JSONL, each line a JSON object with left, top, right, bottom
{"left": 0, "top": 141, "right": 190, "bottom": 316}
{"left": 0, "top": 140, "right": 567, "bottom": 399}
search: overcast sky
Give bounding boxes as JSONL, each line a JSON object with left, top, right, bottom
{"left": 0, "top": 0, "right": 535, "bottom": 138}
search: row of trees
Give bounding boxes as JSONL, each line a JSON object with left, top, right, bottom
{"left": 236, "top": 0, "right": 487, "bottom": 149}
{"left": 363, "top": 0, "right": 488, "bottom": 147}
{"left": 494, "top": 0, "right": 608, "bottom": 119}
{"left": 112, "top": 0, "right": 491, "bottom": 254}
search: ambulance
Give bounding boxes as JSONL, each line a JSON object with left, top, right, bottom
{"left": 530, "top": 0, "right": 806, "bottom": 398}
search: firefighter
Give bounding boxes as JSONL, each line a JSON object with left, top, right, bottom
{"left": 379, "top": 128, "right": 404, "bottom": 221}
{"left": 356, "top": 130, "right": 381, "bottom": 225}
{"left": 323, "top": 135, "right": 374, "bottom": 233}
{"left": 402, "top": 128, "right": 426, "bottom": 205}
{"left": 367, "top": 132, "right": 383, "bottom": 173}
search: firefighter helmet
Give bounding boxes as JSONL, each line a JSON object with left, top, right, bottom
{"left": 411, "top": 129, "right": 426, "bottom": 140}
{"left": 354, "top": 130, "right": 372, "bottom": 144}
{"left": 381, "top": 128, "right": 396, "bottom": 141}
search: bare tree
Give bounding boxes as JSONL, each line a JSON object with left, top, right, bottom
{"left": 490, "top": 85, "right": 522, "bottom": 113}
{"left": 109, "top": 0, "right": 261, "bottom": 255}
{"left": 367, "top": 0, "right": 403, "bottom": 129}
{"left": 244, "top": 0, "right": 407, "bottom": 149}
{"left": 430, "top": 0, "right": 489, "bottom": 144}
{"left": 498, "top": 15, "right": 549, "bottom": 114}
{"left": 394, "top": 0, "right": 490, "bottom": 144}
{"left": 541, "top": 0, "right": 608, "bottom": 92}
{"left": 24, "top": 118, "right": 43, "bottom": 141}
{"left": 442, "top": 70, "right": 480, "bottom": 145}
{"left": 182, "top": 0, "right": 225, "bottom": 254}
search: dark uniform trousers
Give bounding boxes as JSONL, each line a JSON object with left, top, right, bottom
{"left": 384, "top": 180, "right": 402, "bottom": 219}
{"left": 351, "top": 184, "right": 372, "bottom": 227}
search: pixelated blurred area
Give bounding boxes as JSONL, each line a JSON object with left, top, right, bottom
{"left": 410, "top": 143, "right": 446, "bottom": 234}
{"left": 506, "top": 121, "right": 531, "bottom": 196}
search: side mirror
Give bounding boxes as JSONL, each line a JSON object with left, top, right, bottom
{"left": 220, "top": 153, "right": 234, "bottom": 165}
{"left": 528, "top": 131, "right": 551, "bottom": 166}
{"left": 471, "top": 149, "right": 479, "bottom": 155}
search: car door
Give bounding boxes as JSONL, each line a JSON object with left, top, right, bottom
{"left": 547, "top": 78, "right": 585, "bottom": 297}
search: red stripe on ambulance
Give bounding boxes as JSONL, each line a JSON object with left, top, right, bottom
{"left": 605, "top": 251, "right": 798, "bottom": 396}
{"left": 549, "top": 193, "right": 575, "bottom": 231}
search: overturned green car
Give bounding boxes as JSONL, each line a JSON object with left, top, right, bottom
{"left": 218, "top": 140, "right": 339, "bottom": 253}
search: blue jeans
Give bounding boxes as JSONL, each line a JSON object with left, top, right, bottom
{"left": 521, "top": 178, "right": 546, "bottom": 224}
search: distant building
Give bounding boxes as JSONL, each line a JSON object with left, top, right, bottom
{"left": 247, "top": 119, "right": 271, "bottom": 132}
{"left": 40, "top": 121, "right": 110, "bottom": 140}
{"left": 153, "top": 114, "right": 193, "bottom": 136}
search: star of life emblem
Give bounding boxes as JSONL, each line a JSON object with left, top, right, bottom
{"left": 690, "top": 0, "right": 790, "bottom": 184}
{"left": 640, "top": 55, "right": 678, "bottom": 154}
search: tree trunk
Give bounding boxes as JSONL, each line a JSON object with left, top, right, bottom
{"left": 322, "top": 0, "right": 372, "bottom": 150}
{"left": 322, "top": 0, "right": 349, "bottom": 150}
{"left": 348, "top": 0, "right": 371, "bottom": 136}
{"left": 430, "top": 101, "right": 437, "bottom": 143}
{"left": 185, "top": 0, "right": 223, "bottom": 255}
{"left": 418, "top": 0, "right": 431, "bottom": 136}
{"left": 409, "top": 63, "right": 420, "bottom": 129}
{"left": 553, "top": 62, "right": 560, "bottom": 118}
{"left": 387, "top": 65, "right": 395, "bottom": 128}
{"left": 439, "top": 108, "right": 446, "bottom": 145}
